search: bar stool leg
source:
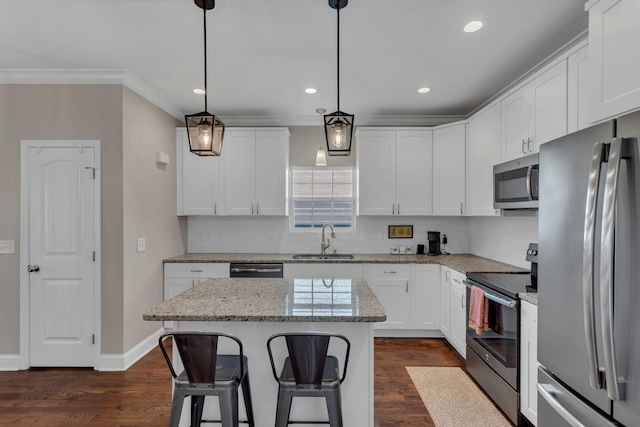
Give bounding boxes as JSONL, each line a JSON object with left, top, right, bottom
{"left": 274, "top": 388, "right": 293, "bottom": 427}
{"left": 219, "top": 389, "right": 240, "bottom": 427}
{"left": 191, "top": 395, "right": 205, "bottom": 427}
{"left": 325, "top": 389, "right": 343, "bottom": 427}
{"left": 241, "top": 372, "right": 256, "bottom": 427}
{"left": 169, "top": 389, "right": 187, "bottom": 427}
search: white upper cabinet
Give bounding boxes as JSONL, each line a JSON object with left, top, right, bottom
{"left": 176, "top": 128, "right": 223, "bottom": 216}
{"left": 433, "top": 124, "right": 466, "bottom": 216}
{"left": 501, "top": 61, "right": 568, "bottom": 161}
{"left": 223, "top": 128, "right": 289, "bottom": 216}
{"left": 357, "top": 128, "right": 433, "bottom": 216}
{"left": 466, "top": 104, "right": 501, "bottom": 217}
{"left": 568, "top": 44, "right": 590, "bottom": 133}
{"left": 587, "top": 0, "right": 640, "bottom": 122}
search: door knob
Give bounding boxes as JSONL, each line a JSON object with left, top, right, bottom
{"left": 27, "top": 265, "right": 40, "bottom": 272}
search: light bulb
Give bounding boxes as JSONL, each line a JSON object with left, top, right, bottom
{"left": 198, "top": 126, "right": 211, "bottom": 149}
{"left": 332, "top": 122, "right": 344, "bottom": 148}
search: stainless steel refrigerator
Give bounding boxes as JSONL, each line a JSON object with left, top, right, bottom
{"left": 538, "top": 109, "right": 640, "bottom": 427}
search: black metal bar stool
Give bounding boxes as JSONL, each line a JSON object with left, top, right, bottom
{"left": 159, "top": 332, "right": 256, "bottom": 427}
{"left": 266, "top": 332, "right": 351, "bottom": 427}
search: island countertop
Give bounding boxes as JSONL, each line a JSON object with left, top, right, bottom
{"left": 143, "top": 277, "right": 386, "bottom": 323}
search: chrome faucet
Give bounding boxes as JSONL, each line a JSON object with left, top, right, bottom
{"left": 320, "top": 224, "right": 336, "bottom": 254}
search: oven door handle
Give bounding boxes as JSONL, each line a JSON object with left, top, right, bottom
{"left": 463, "top": 280, "right": 517, "bottom": 308}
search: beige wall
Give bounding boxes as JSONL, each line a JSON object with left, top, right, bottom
{"left": 122, "top": 87, "right": 186, "bottom": 352}
{"left": 0, "top": 84, "right": 186, "bottom": 357}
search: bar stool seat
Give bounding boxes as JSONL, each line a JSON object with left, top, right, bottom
{"left": 159, "top": 332, "right": 255, "bottom": 427}
{"left": 267, "top": 332, "right": 350, "bottom": 427}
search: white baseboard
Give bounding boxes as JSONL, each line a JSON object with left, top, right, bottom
{"left": 98, "top": 328, "right": 164, "bottom": 371}
{"left": 373, "top": 329, "right": 444, "bottom": 338}
{"left": 0, "top": 355, "right": 21, "bottom": 371}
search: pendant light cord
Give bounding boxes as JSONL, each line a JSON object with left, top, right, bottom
{"left": 336, "top": 4, "right": 340, "bottom": 112}
{"left": 203, "top": 5, "right": 208, "bottom": 111}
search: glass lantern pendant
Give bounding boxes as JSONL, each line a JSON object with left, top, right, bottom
{"left": 186, "top": 0, "right": 225, "bottom": 156}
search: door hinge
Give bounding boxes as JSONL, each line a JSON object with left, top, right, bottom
{"left": 92, "top": 334, "right": 95, "bottom": 345}
{"left": 92, "top": 251, "right": 95, "bottom": 262}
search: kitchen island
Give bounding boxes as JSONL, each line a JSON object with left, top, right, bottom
{"left": 143, "top": 277, "right": 385, "bottom": 427}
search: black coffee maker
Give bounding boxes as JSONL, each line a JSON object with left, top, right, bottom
{"left": 427, "top": 231, "right": 441, "bottom": 255}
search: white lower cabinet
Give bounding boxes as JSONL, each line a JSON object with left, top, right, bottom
{"left": 439, "top": 267, "right": 451, "bottom": 339}
{"left": 364, "top": 264, "right": 412, "bottom": 330}
{"left": 163, "top": 263, "right": 230, "bottom": 328}
{"left": 449, "top": 269, "right": 467, "bottom": 358}
{"left": 520, "top": 300, "right": 539, "bottom": 426}
{"left": 412, "top": 264, "right": 440, "bottom": 330}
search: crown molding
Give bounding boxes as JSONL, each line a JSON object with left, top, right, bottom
{"left": 0, "top": 69, "right": 466, "bottom": 127}
{"left": 0, "top": 69, "right": 184, "bottom": 120}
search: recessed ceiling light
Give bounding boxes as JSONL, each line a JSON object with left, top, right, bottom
{"left": 463, "top": 20, "right": 484, "bottom": 33}
{"left": 305, "top": 88, "right": 317, "bottom": 94}
{"left": 418, "top": 87, "right": 431, "bottom": 94}
{"left": 193, "top": 88, "right": 205, "bottom": 95}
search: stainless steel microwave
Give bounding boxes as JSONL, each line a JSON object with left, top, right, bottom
{"left": 493, "top": 153, "right": 539, "bottom": 210}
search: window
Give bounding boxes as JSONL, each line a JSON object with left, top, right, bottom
{"left": 290, "top": 167, "right": 355, "bottom": 230}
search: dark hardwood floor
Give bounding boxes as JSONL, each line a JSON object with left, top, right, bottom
{"left": 0, "top": 338, "right": 462, "bottom": 426}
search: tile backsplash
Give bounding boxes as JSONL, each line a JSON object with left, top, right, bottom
{"left": 187, "top": 214, "right": 538, "bottom": 269}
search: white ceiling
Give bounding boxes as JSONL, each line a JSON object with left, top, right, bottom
{"left": 0, "top": 0, "right": 588, "bottom": 126}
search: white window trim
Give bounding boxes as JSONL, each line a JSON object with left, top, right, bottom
{"left": 288, "top": 166, "right": 356, "bottom": 233}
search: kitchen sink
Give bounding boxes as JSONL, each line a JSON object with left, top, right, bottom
{"left": 291, "top": 253, "right": 355, "bottom": 260}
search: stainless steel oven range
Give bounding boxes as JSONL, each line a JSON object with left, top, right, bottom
{"left": 463, "top": 244, "right": 538, "bottom": 426}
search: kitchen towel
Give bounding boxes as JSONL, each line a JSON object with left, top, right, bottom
{"left": 468, "top": 285, "right": 489, "bottom": 335}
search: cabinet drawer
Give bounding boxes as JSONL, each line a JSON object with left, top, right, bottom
{"left": 521, "top": 299, "right": 538, "bottom": 331}
{"left": 450, "top": 269, "right": 466, "bottom": 289}
{"left": 363, "top": 264, "right": 411, "bottom": 279}
{"left": 164, "top": 262, "right": 230, "bottom": 278}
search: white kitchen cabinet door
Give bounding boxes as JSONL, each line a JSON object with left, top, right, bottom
{"left": 357, "top": 130, "right": 396, "bottom": 216}
{"left": 176, "top": 128, "right": 222, "bottom": 215}
{"left": 587, "top": 0, "right": 640, "bottom": 122}
{"left": 439, "top": 266, "right": 451, "bottom": 339}
{"left": 466, "top": 104, "right": 502, "bottom": 217}
{"left": 364, "top": 264, "right": 411, "bottom": 330}
{"left": 255, "top": 130, "right": 289, "bottom": 216}
{"left": 501, "top": 61, "right": 568, "bottom": 161}
{"left": 449, "top": 269, "right": 467, "bottom": 358}
{"left": 395, "top": 131, "right": 433, "bottom": 216}
{"left": 433, "top": 124, "right": 466, "bottom": 216}
{"left": 568, "top": 45, "right": 590, "bottom": 133}
{"left": 501, "top": 87, "right": 530, "bottom": 162}
{"left": 521, "top": 300, "right": 539, "bottom": 426}
{"left": 413, "top": 264, "right": 440, "bottom": 330}
{"left": 223, "top": 128, "right": 289, "bottom": 216}
{"left": 528, "top": 60, "right": 568, "bottom": 150}
{"left": 224, "top": 130, "right": 256, "bottom": 215}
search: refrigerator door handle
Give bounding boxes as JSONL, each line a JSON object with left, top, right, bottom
{"left": 526, "top": 165, "right": 534, "bottom": 201}
{"left": 582, "top": 141, "right": 605, "bottom": 390}
{"left": 600, "top": 137, "right": 626, "bottom": 401}
{"left": 538, "top": 384, "right": 587, "bottom": 427}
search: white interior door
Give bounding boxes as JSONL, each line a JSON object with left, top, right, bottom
{"left": 28, "top": 146, "right": 97, "bottom": 367}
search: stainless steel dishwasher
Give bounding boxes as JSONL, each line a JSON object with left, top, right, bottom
{"left": 229, "top": 263, "right": 284, "bottom": 278}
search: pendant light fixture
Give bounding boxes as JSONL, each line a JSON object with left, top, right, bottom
{"left": 315, "top": 108, "right": 328, "bottom": 166}
{"left": 185, "top": 0, "right": 225, "bottom": 156}
{"left": 324, "top": 0, "right": 354, "bottom": 156}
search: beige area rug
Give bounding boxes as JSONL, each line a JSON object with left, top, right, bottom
{"left": 406, "top": 367, "right": 511, "bottom": 427}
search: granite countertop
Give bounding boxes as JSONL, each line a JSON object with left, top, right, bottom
{"left": 519, "top": 292, "right": 538, "bottom": 306}
{"left": 143, "top": 277, "right": 386, "bottom": 323}
{"left": 163, "top": 253, "right": 527, "bottom": 275}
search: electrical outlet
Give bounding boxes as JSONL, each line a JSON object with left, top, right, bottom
{"left": 137, "top": 238, "right": 146, "bottom": 252}
{"left": 266, "top": 232, "right": 275, "bottom": 243}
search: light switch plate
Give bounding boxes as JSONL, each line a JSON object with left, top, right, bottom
{"left": 0, "top": 240, "right": 15, "bottom": 254}
{"left": 137, "top": 238, "right": 146, "bottom": 252}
